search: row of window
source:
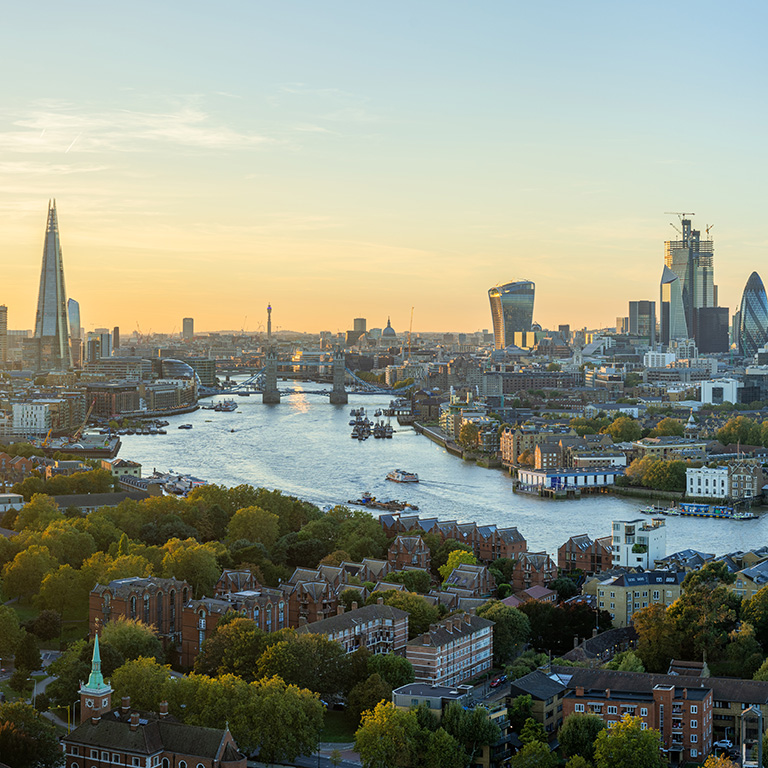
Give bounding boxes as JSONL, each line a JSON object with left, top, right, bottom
{"left": 70, "top": 753, "right": 206, "bottom": 768}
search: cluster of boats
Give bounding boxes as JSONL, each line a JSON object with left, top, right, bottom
{"left": 347, "top": 492, "right": 419, "bottom": 512}
{"left": 641, "top": 503, "right": 757, "bottom": 521}
{"left": 202, "top": 400, "right": 238, "bottom": 412}
{"left": 349, "top": 408, "right": 394, "bottom": 440}
{"left": 98, "top": 420, "right": 169, "bottom": 436}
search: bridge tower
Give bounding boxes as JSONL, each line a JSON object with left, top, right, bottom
{"left": 329, "top": 347, "right": 348, "bottom": 404}
{"left": 263, "top": 346, "right": 280, "bottom": 404}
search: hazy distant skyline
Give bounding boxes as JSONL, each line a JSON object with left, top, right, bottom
{"left": 2, "top": 2, "right": 766, "bottom": 334}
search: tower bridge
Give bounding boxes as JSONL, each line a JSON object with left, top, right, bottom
{"left": 212, "top": 349, "right": 394, "bottom": 403}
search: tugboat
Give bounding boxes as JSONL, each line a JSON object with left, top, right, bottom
{"left": 386, "top": 469, "right": 419, "bottom": 483}
{"left": 178, "top": 424, "right": 193, "bottom": 430}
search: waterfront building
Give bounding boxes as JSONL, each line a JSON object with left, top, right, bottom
{"left": 182, "top": 317, "right": 194, "bottom": 340}
{"left": 516, "top": 466, "right": 625, "bottom": 492}
{"left": 297, "top": 601, "right": 409, "bottom": 655}
{"left": 631, "top": 436, "right": 708, "bottom": 460}
{"left": 86, "top": 383, "right": 141, "bottom": 416}
{"left": 183, "top": 357, "right": 217, "bottom": 387}
{"left": 443, "top": 563, "right": 496, "bottom": 599}
{"left": 488, "top": 280, "right": 535, "bottom": 350}
{"left": 739, "top": 272, "right": 768, "bottom": 358}
{"left": 405, "top": 612, "right": 494, "bottom": 686}
{"left": 611, "top": 518, "right": 666, "bottom": 569}
{"left": 101, "top": 458, "right": 142, "bottom": 479}
{"left": 688, "top": 460, "right": 764, "bottom": 500}
{"left": 629, "top": 300, "right": 656, "bottom": 345}
{"left": 29, "top": 200, "right": 72, "bottom": 371}
{"left": 686, "top": 465, "right": 728, "bottom": 498}
{"left": 558, "top": 533, "right": 613, "bottom": 574}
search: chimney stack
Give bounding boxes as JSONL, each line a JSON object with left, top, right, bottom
{"left": 377, "top": 597, "right": 384, "bottom": 605}
{"left": 337, "top": 605, "right": 344, "bottom": 616}
{"left": 159, "top": 701, "right": 169, "bottom": 718}
{"left": 121, "top": 696, "right": 131, "bottom": 714}
{"left": 130, "top": 712, "right": 140, "bottom": 731}
{"left": 351, "top": 601, "right": 359, "bottom": 611}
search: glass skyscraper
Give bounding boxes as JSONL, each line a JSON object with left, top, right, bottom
{"left": 488, "top": 280, "right": 535, "bottom": 350}
{"left": 30, "top": 200, "right": 72, "bottom": 370}
{"left": 660, "top": 265, "right": 688, "bottom": 344}
{"left": 738, "top": 272, "right": 768, "bottom": 358}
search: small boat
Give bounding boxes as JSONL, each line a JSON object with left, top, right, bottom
{"left": 386, "top": 469, "right": 419, "bottom": 483}
{"left": 178, "top": 424, "right": 193, "bottom": 430}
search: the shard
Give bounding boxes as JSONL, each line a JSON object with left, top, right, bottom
{"left": 32, "top": 200, "right": 72, "bottom": 370}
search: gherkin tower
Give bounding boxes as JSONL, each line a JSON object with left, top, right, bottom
{"left": 739, "top": 272, "right": 768, "bottom": 358}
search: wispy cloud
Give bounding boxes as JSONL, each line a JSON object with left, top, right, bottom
{"left": 0, "top": 100, "right": 274, "bottom": 154}
{"left": 0, "top": 160, "right": 110, "bottom": 175}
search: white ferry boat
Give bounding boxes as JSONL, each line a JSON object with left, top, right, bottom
{"left": 386, "top": 469, "right": 419, "bottom": 483}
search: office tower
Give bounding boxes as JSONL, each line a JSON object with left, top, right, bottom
{"left": 616, "top": 317, "right": 629, "bottom": 335}
{"left": 67, "top": 299, "right": 80, "bottom": 339}
{"left": 488, "top": 280, "right": 535, "bottom": 350}
{"left": 0, "top": 305, "right": 6, "bottom": 364}
{"left": 354, "top": 318, "right": 367, "bottom": 334}
{"left": 94, "top": 329, "right": 112, "bottom": 358}
{"left": 696, "top": 307, "right": 729, "bottom": 353}
{"left": 629, "top": 301, "right": 656, "bottom": 344}
{"left": 112, "top": 327, "right": 120, "bottom": 350}
{"left": 32, "top": 200, "right": 72, "bottom": 370}
{"left": 738, "top": 272, "right": 768, "bottom": 358}
{"left": 732, "top": 310, "right": 742, "bottom": 350}
{"left": 664, "top": 217, "right": 717, "bottom": 346}
{"left": 86, "top": 335, "right": 101, "bottom": 363}
{"left": 558, "top": 324, "right": 570, "bottom": 340}
{"left": 267, "top": 304, "right": 272, "bottom": 341}
{"left": 660, "top": 266, "right": 688, "bottom": 345}
{"left": 182, "top": 317, "right": 194, "bottom": 340}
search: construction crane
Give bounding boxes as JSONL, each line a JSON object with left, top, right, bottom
{"left": 408, "top": 306, "right": 414, "bottom": 361}
{"left": 664, "top": 211, "right": 696, "bottom": 219}
{"left": 41, "top": 428, "right": 52, "bottom": 448}
{"left": 70, "top": 399, "right": 96, "bottom": 444}
{"left": 706, "top": 224, "right": 715, "bottom": 238}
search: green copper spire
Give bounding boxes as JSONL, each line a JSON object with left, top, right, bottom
{"left": 84, "top": 632, "right": 111, "bottom": 694}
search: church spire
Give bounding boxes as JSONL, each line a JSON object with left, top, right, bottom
{"left": 79, "top": 632, "right": 113, "bottom": 724}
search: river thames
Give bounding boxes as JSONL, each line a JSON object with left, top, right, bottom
{"left": 116, "top": 381, "right": 765, "bottom": 557}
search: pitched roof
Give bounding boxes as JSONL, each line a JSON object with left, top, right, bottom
{"left": 296, "top": 603, "right": 408, "bottom": 635}
{"left": 509, "top": 670, "right": 566, "bottom": 701}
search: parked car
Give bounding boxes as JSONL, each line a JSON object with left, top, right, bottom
{"left": 713, "top": 739, "right": 733, "bottom": 750}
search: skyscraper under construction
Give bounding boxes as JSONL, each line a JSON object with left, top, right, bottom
{"left": 660, "top": 217, "right": 727, "bottom": 352}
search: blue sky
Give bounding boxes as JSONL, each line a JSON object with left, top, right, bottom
{"left": 1, "top": 1, "right": 765, "bottom": 333}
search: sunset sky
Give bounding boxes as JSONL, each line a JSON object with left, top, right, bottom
{"left": 1, "top": 2, "right": 766, "bottom": 335}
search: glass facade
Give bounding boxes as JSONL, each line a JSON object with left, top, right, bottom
{"left": 488, "top": 280, "right": 535, "bottom": 350}
{"left": 660, "top": 266, "right": 688, "bottom": 344}
{"left": 739, "top": 272, "right": 768, "bottom": 358}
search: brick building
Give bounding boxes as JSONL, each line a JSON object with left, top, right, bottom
{"left": 297, "top": 601, "right": 409, "bottom": 655}
{"left": 443, "top": 563, "right": 496, "bottom": 599}
{"left": 90, "top": 577, "right": 190, "bottom": 645}
{"left": 511, "top": 552, "right": 557, "bottom": 592}
{"left": 558, "top": 533, "right": 613, "bottom": 574}
{"left": 406, "top": 612, "right": 494, "bottom": 687}
{"left": 388, "top": 535, "right": 431, "bottom": 571}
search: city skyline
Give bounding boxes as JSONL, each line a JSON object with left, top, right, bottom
{"left": 1, "top": 3, "right": 766, "bottom": 333}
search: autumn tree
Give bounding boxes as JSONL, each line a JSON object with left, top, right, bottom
{"left": 110, "top": 657, "right": 173, "bottom": 711}
{"left": 0, "top": 701, "right": 63, "bottom": 768}
{"left": 1, "top": 545, "right": 58, "bottom": 602}
{"left": 558, "top": 712, "right": 606, "bottom": 761}
{"left": 368, "top": 590, "right": 440, "bottom": 638}
{"left": 0, "top": 605, "right": 24, "bottom": 660}
{"left": 476, "top": 600, "right": 530, "bottom": 664}
{"left": 438, "top": 549, "right": 478, "bottom": 582}
{"left": 509, "top": 741, "right": 558, "bottom": 768}
{"left": 367, "top": 653, "right": 414, "bottom": 690}
{"left": 226, "top": 505, "right": 280, "bottom": 549}
{"left": 355, "top": 701, "right": 422, "bottom": 768}
{"left": 601, "top": 416, "right": 642, "bottom": 442}
{"left": 100, "top": 617, "right": 163, "bottom": 662}
{"left": 348, "top": 673, "right": 392, "bottom": 723}
{"left": 593, "top": 715, "right": 664, "bottom": 768}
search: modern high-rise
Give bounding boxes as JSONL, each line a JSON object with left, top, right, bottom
{"left": 0, "top": 305, "right": 7, "bottom": 364}
{"left": 31, "top": 200, "right": 72, "bottom": 370}
{"left": 660, "top": 265, "right": 688, "bottom": 344}
{"left": 113, "top": 326, "right": 120, "bottom": 350}
{"left": 68, "top": 299, "right": 82, "bottom": 368}
{"left": 628, "top": 301, "right": 656, "bottom": 345}
{"left": 182, "top": 317, "right": 194, "bottom": 340}
{"left": 738, "top": 272, "right": 768, "bottom": 359}
{"left": 488, "top": 280, "right": 535, "bottom": 350}
{"left": 663, "top": 218, "right": 717, "bottom": 347}
{"left": 94, "top": 329, "right": 112, "bottom": 359}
